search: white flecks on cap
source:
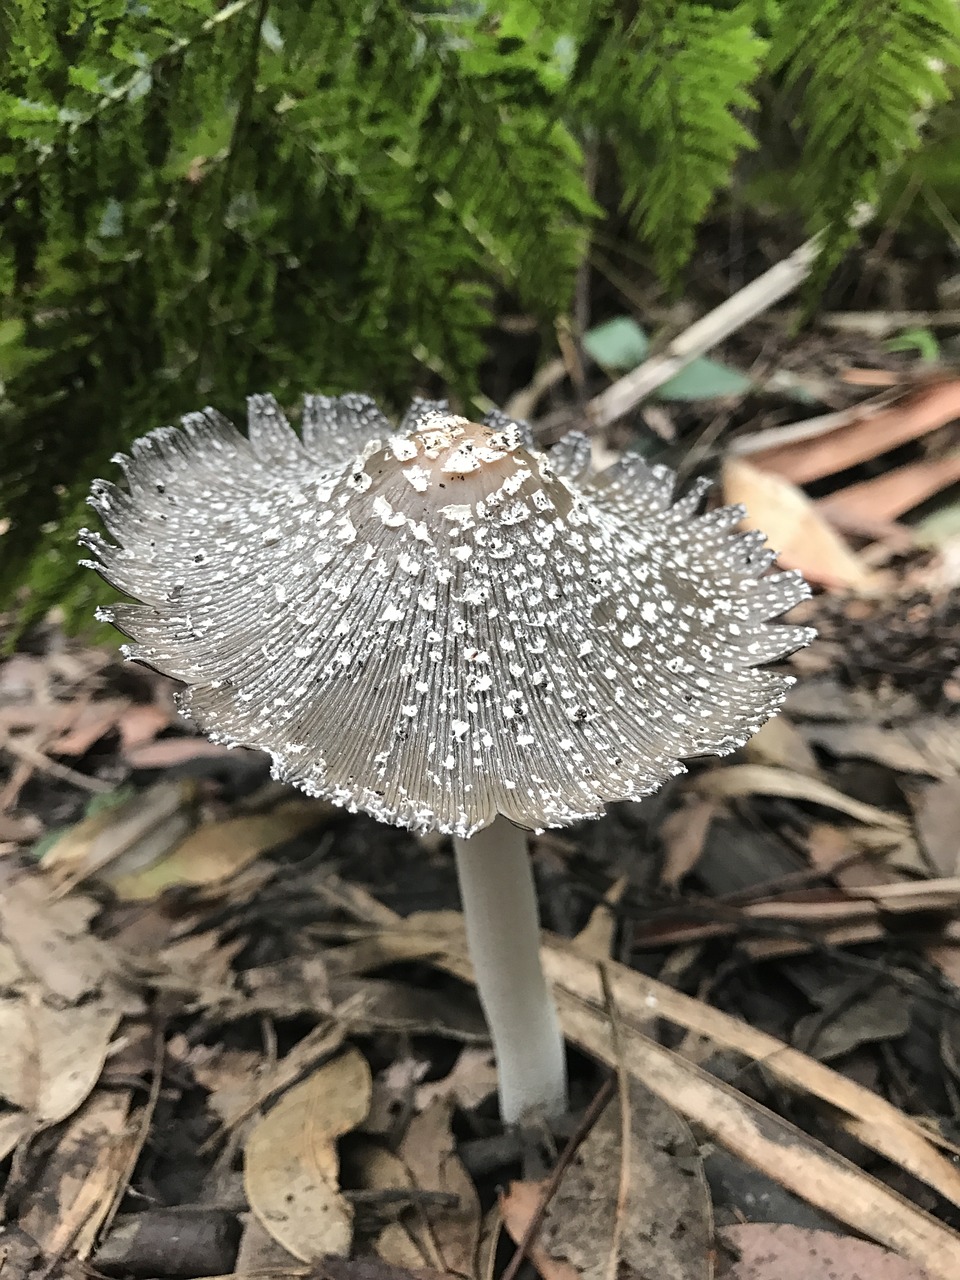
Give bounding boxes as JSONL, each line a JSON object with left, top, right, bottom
{"left": 81, "top": 396, "right": 814, "bottom": 837}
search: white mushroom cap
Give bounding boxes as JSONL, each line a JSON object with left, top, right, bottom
{"left": 80, "top": 395, "right": 813, "bottom": 837}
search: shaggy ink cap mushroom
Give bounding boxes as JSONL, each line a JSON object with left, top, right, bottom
{"left": 82, "top": 394, "right": 813, "bottom": 1126}
{"left": 81, "top": 395, "right": 813, "bottom": 838}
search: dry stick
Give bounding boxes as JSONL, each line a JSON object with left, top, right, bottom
{"left": 587, "top": 232, "right": 827, "bottom": 431}
{"left": 542, "top": 942, "right": 960, "bottom": 1202}
{"left": 599, "top": 964, "right": 632, "bottom": 1280}
{"left": 324, "top": 881, "right": 960, "bottom": 1204}
{"left": 556, "top": 989, "right": 960, "bottom": 1280}
{"left": 499, "top": 1075, "right": 616, "bottom": 1280}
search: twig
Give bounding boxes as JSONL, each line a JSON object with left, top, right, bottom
{"left": 1, "top": 737, "right": 113, "bottom": 794}
{"left": 499, "top": 1076, "right": 616, "bottom": 1280}
{"left": 587, "top": 214, "right": 872, "bottom": 431}
{"left": 599, "top": 965, "right": 631, "bottom": 1280}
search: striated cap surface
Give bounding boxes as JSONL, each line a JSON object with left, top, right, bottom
{"left": 81, "top": 395, "right": 813, "bottom": 836}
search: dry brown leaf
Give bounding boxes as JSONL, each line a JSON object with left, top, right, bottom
{"left": 910, "top": 778, "right": 960, "bottom": 876}
{"left": 50, "top": 698, "right": 130, "bottom": 756}
{"left": 108, "top": 799, "right": 325, "bottom": 900}
{"left": 117, "top": 701, "right": 175, "bottom": 751}
{"left": 500, "top": 1181, "right": 580, "bottom": 1280}
{"left": 659, "top": 797, "right": 719, "bottom": 888}
{"left": 201, "top": 1021, "right": 347, "bottom": 1143}
{"left": 801, "top": 721, "right": 948, "bottom": 780}
{"left": 189, "top": 1047, "right": 265, "bottom": 1126}
{"left": 358, "top": 1143, "right": 429, "bottom": 1271}
{"left": 742, "top": 715, "right": 821, "bottom": 776}
{"left": 415, "top": 1048, "right": 497, "bottom": 1113}
{"left": 243, "top": 1047, "right": 372, "bottom": 1261}
{"left": 121, "top": 736, "right": 252, "bottom": 768}
{"left": 744, "top": 378, "right": 960, "bottom": 484}
{"left": 718, "top": 1222, "right": 933, "bottom": 1279}
{"left": 19, "top": 1088, "right": 135, "bottom": 1258}
{"left": 819, "top": 455, "right": 960, "bottom": 526}
{"left": 0, "top": 868, "right": 130, "bottom": 1004}
{"left": 233, "top": 1214, "right": 303, "bottom": 1274}
{"left": 0, "top": 869, "right": 140, "bottom": 1128}
{"left": 554, "top": 992, "right": 960, "bottom": 1280}
{"left": 572, "top": 877, "right": 628, "bottom": 958}
{"left": 695, "top": 763, "right": 909, "bottom": 833}
{"left": 40, "top": 781, "right": 195, "bottom": 889}
{"left": 391, "top": 1101, "right": 481, "bottom": 1280}
{"left": 0, "top": 997, "right": 121, "bottom": 1125}
{"left": 722, "top": 457, "right": 876, "bottom": 590}
{"left": 503, "top": 1080, "right": 712, "bottom": 1280}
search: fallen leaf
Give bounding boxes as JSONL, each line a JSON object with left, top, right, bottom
{"left": 122, "top": 736, "right": 261, "bottom": 768}
{"left": 818, "top": 454, "right": 960, "bottom": 526}
{"left": 718, "top": 1222, "right": 933, "bottom": 1279}
{"left": 19, "top": 1088, "right": 135, "bottom": 1257}
{"left": 415, "top": 1048, "right": 497, "bottom": 1112}
{"left": 395, "top": 1102, "right": 481, "bottom": 1279}
{"left": 500, "top": 1180, "right": 580, "bottom": 1280}
{"left": 40, "top": 781, "right": 195, "bottom": 889}
{"left": 244, "top": 1046, "right": 372, "bottom": 1261}
{"left": 744, "top": 377, "right": 960, "bottom": 484}
{"left": 200, "top": 1021, "right": 347, "bottom": 1144}
{"left": 573, "top": 877, "right": 628, "bottom": 959}
{"left": 0, "top": 997, "right": 121, "bottom": 1125}
{"left": 503, "top": 1079, "right": 712, "bottom": 1280}
{"left": 722, "top": 457, "right": 876, "bottom": 590}
{"left": 107, "top": 798, "right": 325, "bottom": 899}
{"left": 910, "top": 777, "right": 960, "bottom": 876}
{"left": 0, "top": 868, "right": 141, "bottom": 1128}
{"left": 801, "top": 722, "right": 948, "bottom": 779}
{"left": 504, "top": 1080, "right": 716, "bottom": 1280}
{"left": 794, "top": 980, "right": 912, "bottom": 1061}
{"left": 234, "top": 1214, "right": 302, "bottom": 1273}
{"left": 743, "top": 715, "right": 822, "bottom": 776}
{"left": 659, "top": 797, "right": 719, "bottom": 887}
{"left": 367, "top": 1102, "right": 481, "bottom": 1278}
{"left": 51, "top": 698, "right": 129, "bottom": 756}
{"left": 695, "top": 763, "right": 909, "bottom": 832}
{"left": 117, "top": 701, "right": 175, "bottom": 751}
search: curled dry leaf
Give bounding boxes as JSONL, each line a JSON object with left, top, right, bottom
{"left": 501, "top": 1079, "right": 712, "bottom": 1280}
{"left": 414, "top": 1048, "right": 497, "bottom": 1113}
{"left": 817, "top": 454, "right": 960, "bottom": 527}
{"left": 722, "top": 458, "right": 875, "bottom": 591}
{"left": 40, "top": 780, "right": 195, "bottom": 889}
{"left": 694, "top": 763, "right": 909, "bottom": 833}
{"left": 107, "top": 797, "right": 326, "bottom": 900}
{"left": 243, "top": 1046, "right": 372, "bottom": 1261}
{"left": 718, "top": 1222, "right": 933, "bottom": 1280}
{"left": 19, "top": 1089, "right": 136, "bottom": 1259}
{"left": 366, "top": 1101, "right": 481, "bottom": 1279}
{"left": 0, "top": 868, "right": 141, "bottom": 1128}
{"left": 742, "top": 377, "right": 960, "bottom": 485}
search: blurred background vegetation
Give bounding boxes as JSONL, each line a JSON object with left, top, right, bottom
{"left": 2, "top": 0, "right": 959, "bottom": 632}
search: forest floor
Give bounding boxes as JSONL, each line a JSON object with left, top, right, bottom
{"left": 5, "top": 256, "right": 960, "bottom": 1280}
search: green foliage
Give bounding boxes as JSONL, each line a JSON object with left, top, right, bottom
{"left": 573, "top": 2, "right": 766, "bottom": 279}
{"left": 768, "top": 0, "right": 960, "bottom": 266}
{"left": 1, "top": 0, "right": 958, "bottom": 631}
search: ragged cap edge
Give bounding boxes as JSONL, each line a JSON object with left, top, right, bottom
{"left": 80, "top": 395, "right": 815, "bottom": 836}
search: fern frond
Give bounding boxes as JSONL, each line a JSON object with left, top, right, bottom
{"left": 768, "top": 0, "right": 960, "bottom": 267}
{"left": 573, "top": 1, "right": 765, "bottom": 280}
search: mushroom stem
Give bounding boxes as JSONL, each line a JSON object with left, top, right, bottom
{"left": 452, "top": 817, "right": 568, "bottom": 1124}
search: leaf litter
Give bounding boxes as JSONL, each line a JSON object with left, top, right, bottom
{"left": 9, "top": 346, "right": 960, "bottom": 1279}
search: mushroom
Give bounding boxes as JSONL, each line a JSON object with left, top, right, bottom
{"left": 80, "top": 394, "right": 813, "bottom": 1124}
